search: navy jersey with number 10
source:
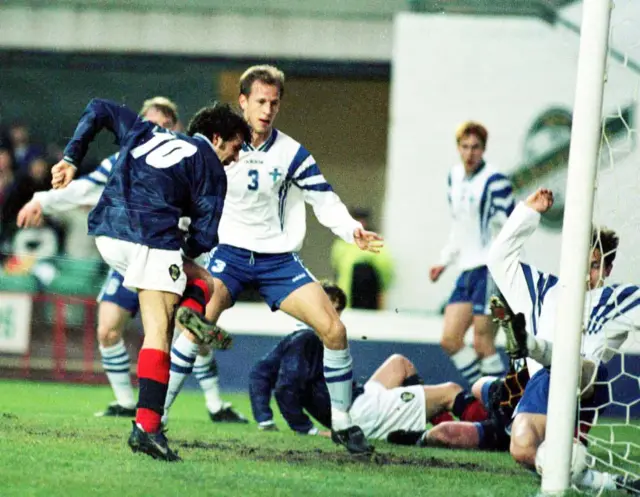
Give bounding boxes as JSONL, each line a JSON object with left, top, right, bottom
{"left": 62, "top": 98, "right": 227, "bottom": 259}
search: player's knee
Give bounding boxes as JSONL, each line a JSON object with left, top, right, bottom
{"left": 388, "top": 354, "right": 416, "bottom": 375}
{"left": 472, "top": 333, "right": 495, "bottom": 356}
{"left": 425, "top": 423, "right": 458, "bottom": 447}
{"left": 440, "top": 335, "right": 463, "bottom": 355}
{"left": 96, "top": 323, "right": 122, "bottom": 347}
{"left": 321, "top": 318, "right": 347, "bottom": 350}
{"left": 471, "top": 377, "right": 492, "bottom": 401}
{"left": 510, "top": 419, "right": 539, "bottom": 467}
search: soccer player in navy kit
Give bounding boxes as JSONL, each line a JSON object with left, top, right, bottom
{"left": 51, "top": 98, "right": 250, "bottom": 460}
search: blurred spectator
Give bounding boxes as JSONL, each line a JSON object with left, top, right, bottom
{"left": 10, "top": 121, "right": 44, "bottom": 172}
{"left": 330, "top": 208, "right": 394, "bottom": 310}
{"left": 0, "top": 152, "right": 64, "bottom": 268}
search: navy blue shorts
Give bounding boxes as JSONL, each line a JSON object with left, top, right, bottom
{"left": 204, "top": 244, "right": 316, "bottom": 311}
{"left": 448, "top": 266, "right": 497, "bottom": 315}
{"left": 516, "top": 366, "right": 609, "bottom": 416}
{"left": 96, "top": 269, "right": 140, "bottom": 316}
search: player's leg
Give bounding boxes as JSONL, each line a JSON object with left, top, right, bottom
{"left": 470, "top": 267, "right": 505, "bottom": 377}
{"left": 441, "top": 271, "right": 480, "bottom": 386}
{"left": 367, "top": 354, "right": 419, "bottom": 388}
{"left": 279, "top": 282, "right": 372, "bottom": 454}
{"left": 164, "top": 246, "right": 244, "bottom": 421}
{"left": 128, "top": 288, "right": 181, "bottom": 461}
{"left": 508, "top": 367, "right": 552, "bottom": 468}
{"left": 95, "top": 237, "right": 186, "bottom": 461}
{"left": 174, "top": 259, "right": 231, "bottom": 348}
{"left": 94, "top": 269, "right": 140, "bottom": 417}
{"left": 423, "top": 418, "right": 510, "bottom": 451}
{"left": 95, "top": 302, "right": 136, "bottom": 416}
{"left": 164, "top": 276, "right": 234, "bottom": 421}
{"left": 194, "top": 346, "right": 248, "bottom": 423}
{"left": 510, "top": 413, "right": 546, "bottom": 467}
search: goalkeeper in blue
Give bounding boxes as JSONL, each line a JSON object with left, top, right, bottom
{"left": 487, "top": 188, "right": 640, "bottom": 494}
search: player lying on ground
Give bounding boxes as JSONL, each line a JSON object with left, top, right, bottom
{"left": 52, "top": 97, "right": 250, "bottom": 461}
{"left": 17, "top": 97, "right": 246, "bottom": 424}
{"left": 162, "top": 65, "right": 383, "bottom": 455}
{"left": 486, "top": 187, "right": 640, "bottom": 494}
{"left": 429, "top": 121, "right": 514, "bottom": 386}
{"left": 385, "top": 350, "right": 524, "bottom": 452}
{"left": 248, "top": 282, "right": 490, "bottom": 441}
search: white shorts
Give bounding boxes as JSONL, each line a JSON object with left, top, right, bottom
{"left": 349, "top": 381, "right": 426, "bottom": 441}
{"left": 95, "top": 236, "right": 187, "bottom": 295}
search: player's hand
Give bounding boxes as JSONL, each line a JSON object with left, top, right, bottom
{"left": 317, "top": 430, "right": 331, "bottom": 438}
{"left": 51, "top": 160, "right": 77, "bottom": 189}
{"left": 353, "top": 228, "right": 384, "bottom": 253}
{"left": 429, "top": 265, "right": 446, "bottom": 282}
{"left": 525, "top": 188, "right": 554, "bottom": 214}
{"left": 16, "top": 199, "right": 44, "bottom": 228}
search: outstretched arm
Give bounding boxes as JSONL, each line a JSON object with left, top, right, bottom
{"left": 287, "top": 146, "right": 383, "bottom": 252}
{"left": 487, "top": 189, "right": 558, "bottom": 332}
{"left": 53, "top": 99, "right": 138, "bottom": 188}
{"left": 273, "top": 346, "right": 317, "bottom": 435}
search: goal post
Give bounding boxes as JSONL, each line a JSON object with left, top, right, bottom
{"left": 541, "top": 0, "right": 613, "bottom": 494}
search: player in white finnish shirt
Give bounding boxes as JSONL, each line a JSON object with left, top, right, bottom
{"left": 486, "top": 188, "right": 640, "bottom": 493}
{"left": 162, "top": 65, "right": 383, "bottom": 454}
{"left": 430, "top": 122, "right": 515, "bottom": 387}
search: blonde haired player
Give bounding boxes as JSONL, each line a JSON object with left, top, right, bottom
{"left": 430, "top": 121, "right": 514, "bottom": 385}
{"left": 162, "top": 65, "right": 383, "bottom": 454}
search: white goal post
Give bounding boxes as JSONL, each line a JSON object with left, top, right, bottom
{"left": 541, "top": 0, "right": 614, "bottom": 494}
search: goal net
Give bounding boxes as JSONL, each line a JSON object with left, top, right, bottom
{"left": 570, "top": 0, "right": 640, "bottom": 493}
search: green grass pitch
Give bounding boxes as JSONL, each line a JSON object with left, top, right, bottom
{"left": 0, "top": 380, "right": 633, "bottom": 497}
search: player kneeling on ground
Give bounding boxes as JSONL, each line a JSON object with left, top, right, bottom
{"left": 53, "top": 98, "right": 250, "bottom": 461}
{"left": 249, "top": 282, "right": 490, "bottom": 442}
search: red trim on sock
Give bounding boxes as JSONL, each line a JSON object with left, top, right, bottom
{"left": 429, "top": 411, "right": 454, "bottom": 426}
{"left": 188, "top": 278, "right": 211, "bottom": 302}
{"left": 136, "top": 407, "right": 162, "bottom": 433}
{"left": 180, "top": 298, "right": 203, "bottom": 314}
{"left": 137, "top": 348, "right": 170, "bottom": 384}
{"left": 460, "top": 399, "right": 488, "bottom": 422}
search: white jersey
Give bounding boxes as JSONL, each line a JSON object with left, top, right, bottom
{"left": 33, "top": 153, "right": 117, "bottom": 213}
{"left": 217, "top": 129, "right": 361, "bottom": 253}
{"left": 487, "top": 202, "right": 639, "bottom": 375}
{"left": 439, "top": 162, "right": 515, "bottom": 271}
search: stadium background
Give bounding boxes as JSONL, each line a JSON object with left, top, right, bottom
{"left": 0, "top": 0, "right": 638, "bottom": 414}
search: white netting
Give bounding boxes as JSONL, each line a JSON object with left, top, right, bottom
{"left": 578, "top": 0, "right": 640, "bottom": 493}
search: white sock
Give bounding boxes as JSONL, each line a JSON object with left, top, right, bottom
{"left": 99, "top": 340, "right": 135, "bottom": 409}
{"left": 575, "top": 469, "right": 617, "bottom": 491}
{"left": 323, "top": 346, "right": 354, "bottom": 431}
{"left": 480, "top": 352, "right": 505, "bottom": 376}
{"left": 451, "top": 346, "right": 481, "bottom": 385}
{"left": 526, "top": 335, "right": 553, "bottom": 367}
{"left": 194, "top": 350, "right": 224, "bottom": 413}
{"left": 164, "top": 333, "right": 199, "bottom": 415}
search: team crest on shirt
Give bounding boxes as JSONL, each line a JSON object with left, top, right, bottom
{"left": 168, "top": 264, "right": 181, "bottom": 282}
{"left": 400, "top": 391, "right": 415, "bottom": 403}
